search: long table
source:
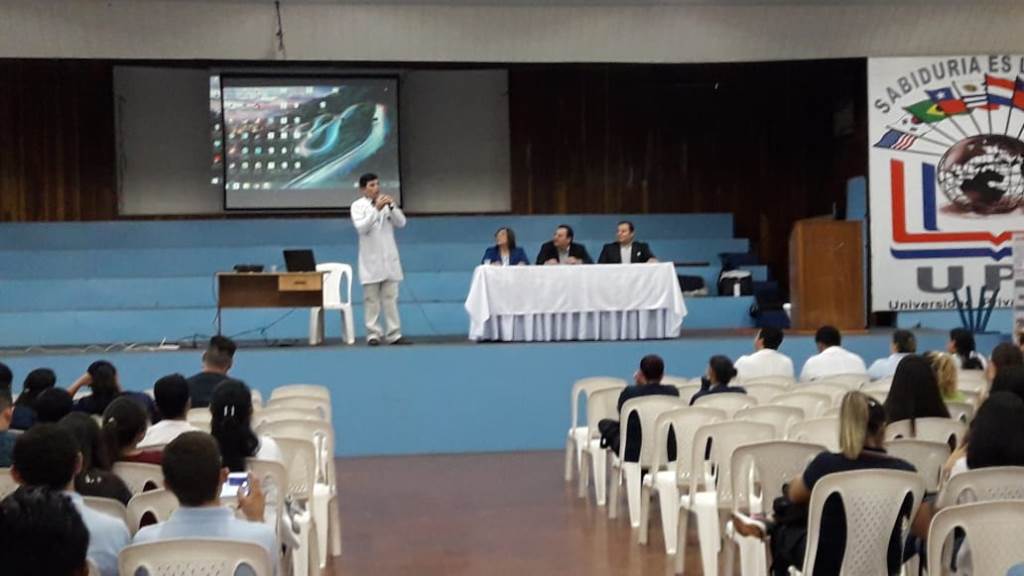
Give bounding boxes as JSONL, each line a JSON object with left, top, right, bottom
{"left": 216, "top": 272, "right": 325, "bottom": 334}
{"left": 464, "top": 262, "right": 686, "bottom": 342}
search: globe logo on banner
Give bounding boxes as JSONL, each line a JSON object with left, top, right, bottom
{"left": 869, "top": 56, "right": 1024, "bottom": 313}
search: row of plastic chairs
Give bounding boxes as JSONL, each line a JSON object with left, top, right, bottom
{"left": 187, "top": 383, "right": 332, "bottom": 432}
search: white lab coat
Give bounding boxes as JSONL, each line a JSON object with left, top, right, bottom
{"left": 799, "top": 346, "right": 867, "bottom": 381}
{"left": 350, "top": 196, "right": 406, "bottom": 285}
{"left": 735, "top": 348, "right": 795, "bottom": 381}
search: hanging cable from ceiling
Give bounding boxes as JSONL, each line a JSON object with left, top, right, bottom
{"left": 274, "top": 0, "right": 288, "bottom": 59}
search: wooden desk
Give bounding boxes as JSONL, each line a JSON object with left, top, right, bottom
{"left": 216, "top": 272, "right": 325, "bottom": 333}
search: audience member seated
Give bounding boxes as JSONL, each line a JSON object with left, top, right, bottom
{"left": 948, "top": 328, "right": 986, "bottom": 370}
{"left": 132, "top": 432, "right": 277, "bottom": 572}
{"left": 535, "top": 224, "right": 593, "bottom": 265}
{"left": 597, "top": 220, "right": 657, "bottom": 264}
{"left": 34, "top": 387, "right": 74, "bottom": 424}
{"left": 690, "top": 355, "right": 746, "bottom": 405}
{"left": 0, "top": 486, "right": 90, "bottom": 576}
{"left": 139, "top": 374, "right": 198, "bottom": 449}
{"left": 733, "top": 391, "right": 919, "bottom": 576}
{"left": 69, "top": 360, "right": 157, "bottom": 421}
{"left": 481, "top": 227, "right": 529, "bottom": 266}
{"left": 883, "top": 355, "right": 950, "bottom": 438}
{"left": 988, "top": 364, "right": 1024, "bottom": 402}
{"left": 987, "top": 341, "right": 1023, "bottom": 383}
{"left": 101, "top": 397, "right": 162, "bottom": 466}
{"left": 188, "top": 336, "right": 237, "bottom": 409}
{"left": 799, "top": 325, "right": 867, "bottom": 381}
{"left": 734, "top": 327, "right": 794, "bottom": 381}
{"left": 11, "top": 367, "right": 56, "bottom": 430}
{"left": 0, "top": 387, "right": 15, "bottom": 467}
{"left": 11, "top": 424, "right": 130, "bottom": 576}
{"left": 868, "top": 330, "right": 916, "bottom": 381}
{"left": 57, "top": 413, "right": 132, "bottom": 505}
{"left": 944, "top": 391, "right": 1024, "bottom": 480}
{"left": 210, "top": 379, "right": 282, "bottom": 471}
{"left": 925, "top": 352, "right": 964, "bottom": 402}
{"left": 0, "top": 361, "right": 11, "bottom": 392}
{"left": 597, "top": 355, "right": 678, "bottom": 462}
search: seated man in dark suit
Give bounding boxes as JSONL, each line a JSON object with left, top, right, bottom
{"left": 598, "top": 355, "right": 678, "bottom": 462}
{"left": 598, "top": 220, "right": 658, "bottom": 264}
{"left": 535, "top": 224, "right": 593, "bottom": 265}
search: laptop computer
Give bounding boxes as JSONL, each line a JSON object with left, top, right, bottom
{"left": 283, "top": 249, "right": 316, "bottom": 272}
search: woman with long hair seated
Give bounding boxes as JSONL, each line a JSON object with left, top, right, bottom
{"left": 734, "top": 391, "right": 923, "bottom": 575}
{"left": 924, "top": 352, "right": 964, "bottom": 403}
{"left": 948, "top": 328, "right": 986, "bottom": 370}
{"left": 101, "top": 396, "right": 162, "bottom": 465}
{"left": 481, "top": 227, "right": 529, "bottom": 266}
{"left": 689, "top": 355, "right": 745, "bottom": 405}
{"left": 57, "top": 412, "right": 133, "bottom": 505}
{"left": 209, "top": 379, "right": 282, "bottom": 471}
{"left": 68, "top": 360, "right": 157, "bottom": 421}
{"left": 11, "top": 368, "right": 56, "bottom": 430}
{"left": 883, "top": 354, "right": 950, "bottom": 439}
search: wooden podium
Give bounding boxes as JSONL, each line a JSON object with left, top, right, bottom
{"left": 789, "top": 218, "right": 864, "bottom": 331}
{"left": 216, "top": 272, "right": 325, "bottom": 332}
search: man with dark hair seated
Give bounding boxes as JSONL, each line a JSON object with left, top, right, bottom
{"left": 0, "top": 361, "right": 12, "bottom": 390}
{"left": 799, "top": 325, "right": 867, "bottom": 381}
{"left": 735, "top": 327, "right": 795, "bottom": 381}
{"left": 11, "top": 424, "right": 129, "bottom": 576}
{"left": 133, "top": 432, "right": 277, "bottom": 571}
{"left": 34, "top": 387, "right": 74, "bottom": 424}
{"left": 597, "top": 355, "right": 679, "bottom": 462}
{"left": 187, "top": 336, "right": 236, "bottom": 408}
{"left": 0, "top": 486, "right": 90, "bottom": 576}
{"left": 139, "top": 374, "right": 198, "bottom": 448}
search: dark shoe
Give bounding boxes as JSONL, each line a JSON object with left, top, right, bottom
{"left": 389, "top": 337, "right": 412, "bottom": 345}
{"left": 367, "top": 337, "right": 381, "bottom": 346}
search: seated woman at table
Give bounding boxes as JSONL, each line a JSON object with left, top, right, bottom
{"left": 481, "top": 227, "right": 529, "bottom": 266}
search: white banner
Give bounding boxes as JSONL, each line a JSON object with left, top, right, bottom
{"left": 869, "top": 55, "right": 1024, "bottom": 314}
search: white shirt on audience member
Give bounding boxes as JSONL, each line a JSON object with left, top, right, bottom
{"left": 867, "top": 352, "right": 909, "bottom": 381}
{"left": 800, "top": 345, "right": 867, "bottom": 381}
{"left": 735, "top": 348, "right": 795, "bottom": 381}
{"left": 138, "top": 419, "right": 198, "bottom": 449}
{"left": 67, "top": 491, "right": 130, "bottom": 576}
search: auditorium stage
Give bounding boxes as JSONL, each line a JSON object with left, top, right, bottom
{"left": 0, "top": 329, "right": 1006, "bottom": 457}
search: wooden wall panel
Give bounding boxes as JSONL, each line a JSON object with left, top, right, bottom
{"left": 509, "top": 60, "right": 867, "bottom": 290}
{"left": 0, "top": 60, "right": 117, "bottom": 222}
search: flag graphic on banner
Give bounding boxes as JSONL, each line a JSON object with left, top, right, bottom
{"left": 957, "top": 82, "right": 994, "bottom": 109}
{"left": 926, "top": 87, "right": 968, "bottom": 115}
{"left": 986, "top": 74, "right": 1015, "bottom": 106}
{"left": 905, "top": 99, "right": 947, "bottom": 123}
{"left": 874, "top": 129, "right": 918, "bottom": 150}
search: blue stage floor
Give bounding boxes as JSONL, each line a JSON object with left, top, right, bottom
{"left": 0, "top": 329, "right": 1006, "bottom": 457}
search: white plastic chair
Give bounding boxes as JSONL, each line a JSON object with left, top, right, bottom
{"left": 608, "top": 395, "right": 685, "bottom": 528}
{"left": 821, "top": 405, "right": 840, "bottom": 418}
{"left": 0, "top": 468, "right": 16, "bottom": 498}
{"left": 640, "top": 407, "right": 727, "bottom": 554}
{"left": 884, "top": 439, "right": 950, "bottom": 492}
{"left": 769, "top": 391, "right": 831, "bottom": 418}
{"left": 113, "top": 462, "right": 164, "bottom": 496}
{"left": 927, "top": 501, "right": 1024, "bottom": 576}
{"left": 945, "top": 401, "right": 975, "bottom": 423}
{"left": 735, "top": 405, "right": 804, "bottom": 439}
{"left": 692, "top": 393, "right": 757, "bottom": 416}
{"left": 564, "top": 377, "right": 627, "bottom": 483}
{"left": 266, "top": 395, "right": 332, "bottom": 421}
{"left": 798, "top": 383, "right": 849, "bottom": 405}
{"left": 742, "top": 383, "right": 789, "bottom": 406}
{"left": 259, "top": 419, "right": 341, "bottom": 564}
{"left": 251, "top": 389, "right": 264, "bottom": 410}
{"left": 186, "top": 407, "right": 212, "bottom": 432}
{"left": 675, "top": 384, "right": 702, "bottom": 405}
{"left": 810, "top": 373, "right": 869, "bottom": 389}
{"left": 725, "top": 441, "right": 825, "bottom": 576}
{"left": 579, "top": 387, "right": 621, "bottom": 506}
{"left": 862, "top": 378, "right": 892, "bottom": 393}
{"left": 956, "top": 370, "right": 987, "bottom": 394}
{"left": 661, "top": 375, "right": 691, "bottom": 387}
{"left": 118, "top": 539, "right": 273, "bottom": 576}
{"left": 741, "top": 375, "right": 795, "bottom": 388}
{"left": 274, "top": 436, "right": 322, "bottom": 574}
{"left": 790, "top": 469, "right": 925, "bottom": 576}
{"left": 82, "top": 496, "right": 129, "bottom": 525}
{"left": 126, "top": 488, "right": 179, "bottom": 535}
{"left": 885, "top": 417, "right": 967, "bottom": 447}
{"left": 787, "top": 417, "right": 840, "bottom": 452}
{"left": 865, "top": 389, "right": 889, "bottom": 404}
{"left": 247, "top": 457, "right": 288, "bottom": 540}
{"left": 676, "top": 420, "right": 776, "bottom": 576}
{"left": 254, "top": 406, "right": 325, "bottom": 428}
{"left": 309, "top": 262, "right": 356, "bottom": 346}
{"left": 934, "top": 466, "right": 1024, "bottom": 572}
{"left": 270, "top": 383, "right": 330, "bottom": 402}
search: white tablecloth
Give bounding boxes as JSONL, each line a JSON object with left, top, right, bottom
{"left": 464, "top": 262, "right": 687, "bottom": 341}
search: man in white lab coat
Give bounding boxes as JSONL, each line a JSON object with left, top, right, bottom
{"left": 350, "top": 173, "right": 409, "bottom": 346}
